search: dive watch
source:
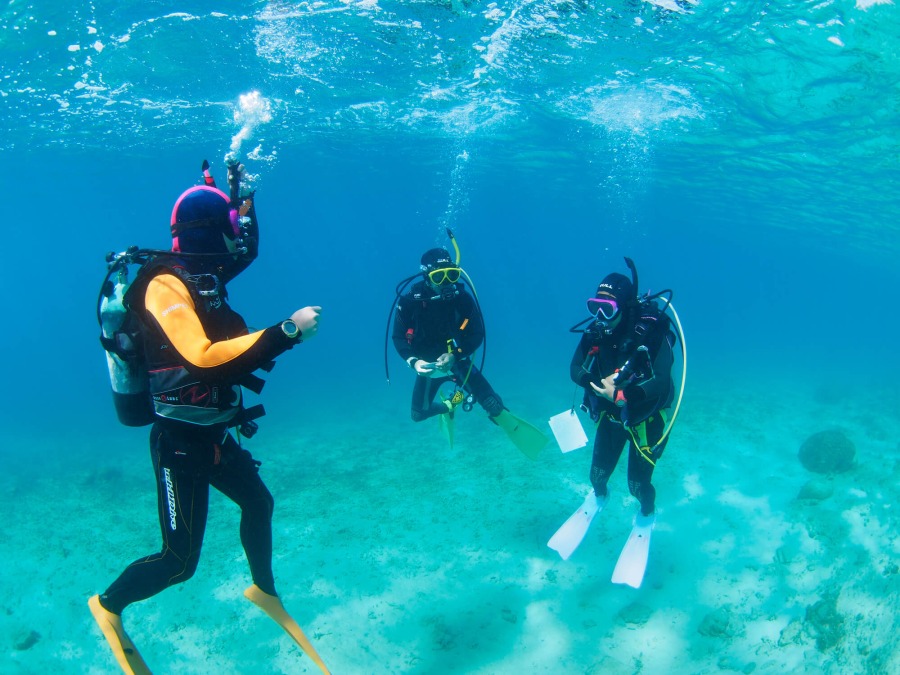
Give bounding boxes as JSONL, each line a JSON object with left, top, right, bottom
{"left": 281, "top": 319, "right": 301, "bottom": 340}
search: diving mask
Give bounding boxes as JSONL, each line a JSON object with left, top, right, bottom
{"left": 587, "top": 296, "right": 619, "bottom": 321}
{"left": 427, "top": 267, "right": 461, "bottom": 285}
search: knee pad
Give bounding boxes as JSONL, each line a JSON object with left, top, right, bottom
{"left": 481, "top": 394, "right": 504, "bottom": 418}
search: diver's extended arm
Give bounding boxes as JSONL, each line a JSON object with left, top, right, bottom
{"left": 145, "top": 274, "right": 301, "bottom": 378}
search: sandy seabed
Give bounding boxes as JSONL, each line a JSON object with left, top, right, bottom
{"left": 2, "top": 375, "right": 898, "bottom": 674}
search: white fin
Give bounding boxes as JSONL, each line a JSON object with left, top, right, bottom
{"left": 611, "top": 513, "right": 655, "bottom": 588}
{"left": 547, "top": 491, "right": 606, "bottom": 560}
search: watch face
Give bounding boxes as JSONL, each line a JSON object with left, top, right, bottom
{"left": 283, "top": 320, "right": 299, "bottom": 337}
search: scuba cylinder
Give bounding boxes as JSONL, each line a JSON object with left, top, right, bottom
{"left": 98, "top": 249, "right": 155, "bottom": 427}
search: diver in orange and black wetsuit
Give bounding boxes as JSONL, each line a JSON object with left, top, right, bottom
{"left": 88, "top": 162, "right": 331, "bottom": 675}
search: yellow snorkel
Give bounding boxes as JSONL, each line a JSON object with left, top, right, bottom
{"left": 447, "top": 227, "right": 461, "bottom": 265}
{"left": 445, "top": 227, "right": 479, "bottom": 300}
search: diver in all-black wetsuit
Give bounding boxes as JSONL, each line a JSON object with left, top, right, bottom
{"left": 88, "top": 163, "right": 331, "bottom": 674}
{"left": 392, "top": 247, "right": 504, "bottom": 421}
{"left": 571, "top": 270, "right": 675, "bottom": 518}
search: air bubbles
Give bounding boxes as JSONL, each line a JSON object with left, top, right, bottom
{"left": 230, "top": 91, "right": 274, "bottom": 160}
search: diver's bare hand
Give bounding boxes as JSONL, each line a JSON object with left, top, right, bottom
{"left": 413, "top": 360, "right": 436, "bottom": 376}
{"left": 290, "top": 306, "right": 322, "bottom": 339}
{"left": 589, "top": 374, "right": 616, "bottom": 402}
{"left": 435, "top": 352, "right": 455, "bottom": 371}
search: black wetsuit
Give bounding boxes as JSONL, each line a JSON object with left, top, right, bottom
{"left": 570, "top": 303, "right": 675, "bottom": 516}
{"left": 99, "top": 260, "right": 299, "bottom": 615}
{"left": 392, "top": 280, "right": 503, "bottom": 420}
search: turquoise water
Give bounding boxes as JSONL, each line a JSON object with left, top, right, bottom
{"left": 1, "top": 2, "right": 898, "bottom": 673}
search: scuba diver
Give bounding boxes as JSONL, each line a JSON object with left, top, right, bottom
{"left": 547, "top": 257, "right": 686, "bottom": 588}
{"left": 386, "top": 230, "right": 547, "bottom": 459}
{"left": 89, "top": 160, "right": 331, "bottom": 675}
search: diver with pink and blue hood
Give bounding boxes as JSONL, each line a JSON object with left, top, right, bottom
{"left": 88, "top": 160, "right": 331, "bottom": 674}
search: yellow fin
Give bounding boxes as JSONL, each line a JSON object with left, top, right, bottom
{"left": 87, "top": 595, "right": 152, "bottom": 675}
{"left": 244, "top": 584, "right": 331, "bottom": 675}
{"left": 494, "top": 410, "right": 548, "bottom": 460}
